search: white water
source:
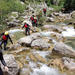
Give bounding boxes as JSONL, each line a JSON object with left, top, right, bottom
{"left": 33, "top": 51, "right": 50, "bottom": 58}
{"left": 8, "top": 29, "right": 24, "bottom": 34}
{"left": 30, "top": 65, "right": 65, "bottom": 75}
{"left": 40, "top": 31, "right": 54, "bottom": 37}
{"left": 62, "top": 27, "right": 75, "bottom": 37}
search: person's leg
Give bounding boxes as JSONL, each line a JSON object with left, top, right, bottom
{"left": 36, "top": 23, "right": 37, "bottom": 27}
{"left": 44, "top": 11, "right": 46, "bottom": 16}
{"left": 25, "top": 28, "right": 27, "bottom": 35}
{"left": 4, "top": 41, "right": 7, "bottom": 50}
{"left": 0, "top": 41, "right": 3, "bottom": 49}
{"left": 28, "top": 28, "right": 30, "bottom": 35}
{"left": 0, "top": 68, "right": 3, "bottom": 75}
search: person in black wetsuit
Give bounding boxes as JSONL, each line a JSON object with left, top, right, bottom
{"left": 22, "top": 22, "right": 30, "bottom": 35}
{"left": 0, "top": 31, "right": 13, "bottom": 50}
{"left": 0, "top": 50, "right": 8, "bottom": 75}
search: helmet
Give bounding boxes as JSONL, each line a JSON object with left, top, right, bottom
{"left": 4, "top": 31, "right": 9, "bottom": 35}
{"left": 34, "top": 17, "right": 37, "bottom": 19}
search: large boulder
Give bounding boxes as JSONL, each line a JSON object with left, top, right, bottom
{"left": 18, "top": 36, "right": 33, "bottom": 47}
{"left": 53, "top": 42, "right": 75, "bottom": 57}
{"left": 20, "top": 68, "right": 31, "bottom": 75}
{"left": 9, "top": 43, "right": 21, "bottom": 50}
{"left": 46, "top": 17, "right": 55, "bottom": 22}
{"left": 7, "top": 21, "right": 19, "bottom": 28}
{"left": 43, "top": 25, "right": 63, "bottom": 33}
{"left": 3, "top": 54, "right": 19, "bottom": 75}
{"left": 30, "top": 33, "right": 41, "bottom": 39}
{"left": 71, "top": 11, "right": 75, "bottom": 19}
{"left": 31, "top": 39, "right": 50, "bottom": 50}
{"left": 62, "top": 57, "right": 75, "bottom": 70}
{"left": 18, "top": 33, "right": 41, "bottom": 47}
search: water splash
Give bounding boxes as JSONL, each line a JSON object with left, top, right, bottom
{"left": 62, "top": 27, "right": 75, "bottom": 37}
{"left": 30, "top": 65, "right": 65, "bottom": 75}
{"left": 8, "top": 29, "right": 24, "bottom": 34}
{"left": 40, "top": 31, "right": 54, "bottom": 37}
{"left": 33, "top": 51, "right": 50, "bottom": 58}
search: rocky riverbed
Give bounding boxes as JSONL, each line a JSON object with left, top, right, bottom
{"left": 1, "top": 3, "right": 75, "bottom": 75}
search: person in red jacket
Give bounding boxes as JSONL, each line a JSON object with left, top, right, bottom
{"left": 22, "top": 22, "right": 30, "bottom": 35}
{"left": 0, "top": 31, "right": 13, "bottom": 50}
{"left": 30, "top": 15, "right": 34, "bottom": 26}
{"left": 33, "top": 16, "right": 38, "bottom": 27}
{"left": 43, "top": 8, "right": 47, "bottom": 16}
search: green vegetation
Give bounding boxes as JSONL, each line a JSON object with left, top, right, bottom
{"left": 0, "top": 0, "right": 26, "bottom": 23}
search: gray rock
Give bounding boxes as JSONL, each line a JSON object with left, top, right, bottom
{"left": 3, "top": 54, "right": 19, "bottom": 75}
{"left": 62, "top": 57, "right": 75, "bottom": 70}
{"left": 18, "top": 33, "right": 41, "bottom": 47}
{"left": 9, "top": 43, "right": 21, "bottom": 50}
{"left": 31, "top": 39, "right": 50, "bottom": 50}
{"left": 71, "top": 11, "right": 75, "bottom": 19}
{"left": 20, "top": 68, "right": 30, "bottom": 75}
{"left": 46, "top": 17, "right": 55, "bottom": 22}
{"left": 43, "top": 25, "right": 63, "bottom": 33}
{"left": 18, "top": 36, "right": 33, "bottom": 46}
{"left": 30, "top": 33, "right": 41, "bottom": 39}
{"left": 7, "top": 22, "right": 19, "bottom": 28}
{"left": 53, "top": 42, "right": 75, "bottom": 57}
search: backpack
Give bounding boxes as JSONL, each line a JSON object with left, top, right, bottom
{"left": 30, "top": 17, "right": 34, "bottom": 21}
{"left": 2, "top": 35, "right": 7, "bottom": 40}
{"left": 24, "top": 24, "right": 28, "bottom": 28}
{"left": 43, "top": 8, "right": 46, "bottom": 12}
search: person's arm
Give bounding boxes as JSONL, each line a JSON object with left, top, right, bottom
{"left": 0, "top": 51, "right": 6, "bottom": 66}
{"left": 22, "top": 24, "right": 25, "bottom": 29}
{"left": 0, "top": 51, "right": 8, "bottom": 71}
{"left": 8, "top": 35, "right": 13, "bottom": 44}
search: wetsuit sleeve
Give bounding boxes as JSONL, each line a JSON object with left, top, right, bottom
{"left": 0, "top": 52, "right": 6, "bottom": 66}
{"left": 8, "top": 35, "right": 13, "bottom": 44}
{"left": 22, "top": 25, "right": 25, "bottom": 29}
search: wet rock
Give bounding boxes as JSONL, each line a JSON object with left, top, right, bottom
{"left": 62, "top": 57, "right": 75, "bottom": 70}
{"left": 53, "top": 42, "right": 75, "bottom": 57}
{"left": 46, "top": 17, "right": 55, "bottom": 22}
{"left": 71, "top": 11, "right": 75, "bottom": 19}
{"left": 51, "top": 32, "right": 65, "bottom": 42}
{"left": 9, "top": 43, "right": 21, "bottom": 50}
{"left": 30, "top": 33, "right": 41, "bottom": 39}
{"left": 7, "top": 21, "right": 19, "bottom": 28}
{"left": 31, "top": 27, "right": 41, "bottom": 32}
{"left": 18, "top": 36, "right": 33, "bottom": 47}
{"left": 53, "top": 12, "right": 59, "bottom": 16}
{"left": 43, "top": 25, "right": 63, "bottom": 33}
{"left": 31, "top": 39, "right": 50, "bottom": 50}
{"left": 3, "top": 54, "right": 19, "bottom": 75}
{"left": 33, "top": 53, "right": 46, "bottom": 63}
{"left": 18, "top": 33, "right": 41, "bottom": 47}
{"left": 12, "top": 48, "right": 30, "bottom": 54}
{"left": 20, "top": 68, "right": 30, "bottom": 75}
{"left": 29, "top": 53, "right": 37, "bottom": 62}
{"left": 48, "top": 58, "right": 64, "bottom": 71}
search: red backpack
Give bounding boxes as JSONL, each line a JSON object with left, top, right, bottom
{"left": 24, "top": 24, "right": 28, "bottom": 28}
{"left": 2, "top": 35, "right": 7, "bottom": 40}
{"left": 43, "top": 8, "right": 46, "bottom": 12}
{"left": 30, "top": 17, "right": 34, "bottom": 21}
